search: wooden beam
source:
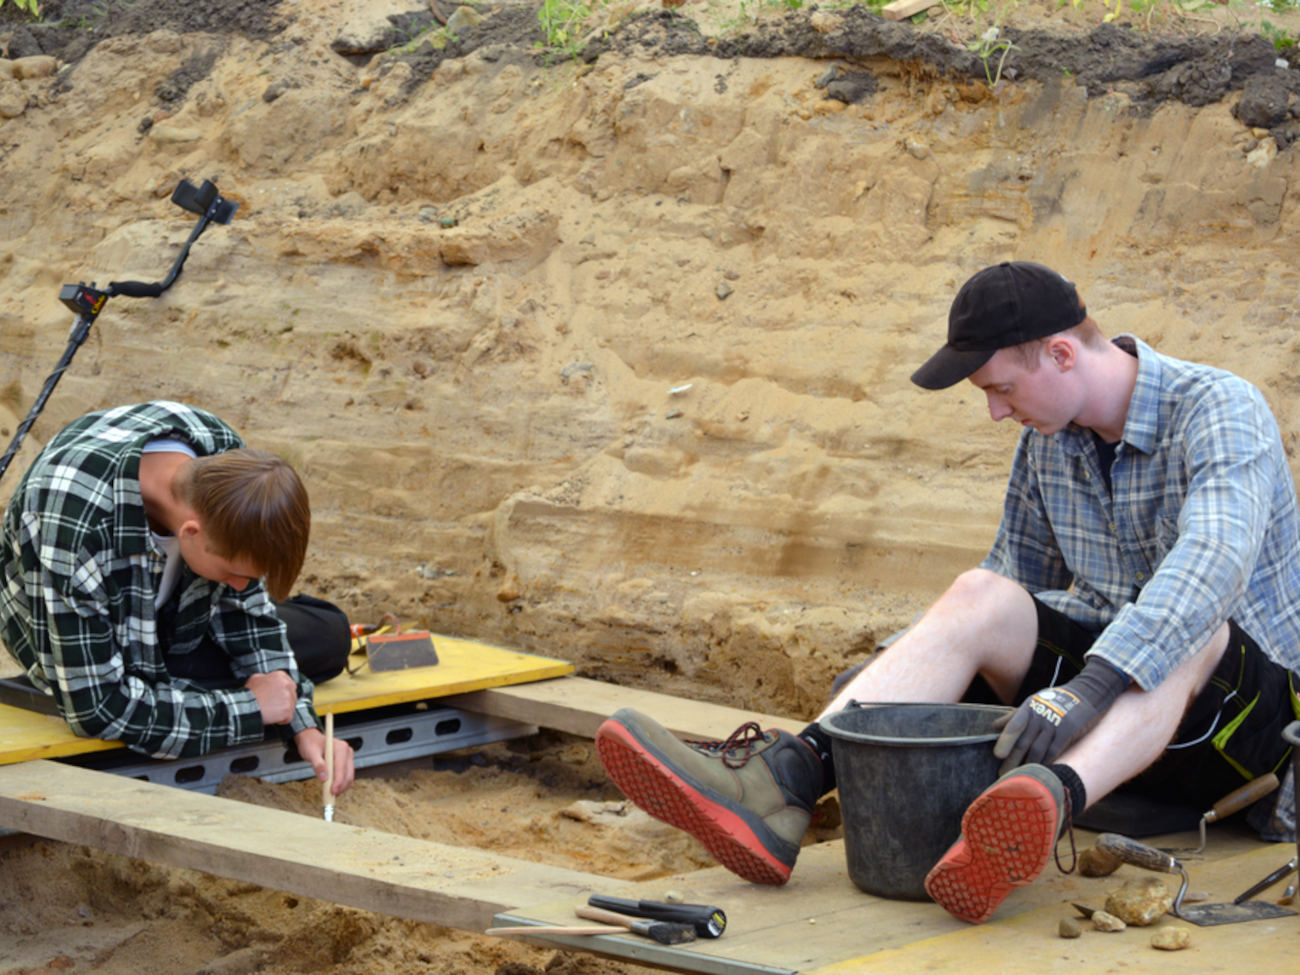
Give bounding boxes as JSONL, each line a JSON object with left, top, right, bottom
{"left": 445, "top": 676, "right": 808, "bottom": 741}
{"left": 881, "top": 0, "right": 944, "bottom": 21}
{"left": 0, "top": 759, "right": 629, "bottom": 932}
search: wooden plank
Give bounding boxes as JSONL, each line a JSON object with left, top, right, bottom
{"left": 0, "top": 637, "right": 572, "bottom": 765}
{"left": 0, "top": 759, "right": 629, "bottom": 932}
{"left": 500, "top": 836, "right": 1300, "bottom": 974}
{"left": 881, "top": 0, "right": 943, "bottom": 21}
{"left": 445, "top": 676, "right": 807, "bottom": 740}
{"left": 805, "top": 839, "right": 1300, "bottom": 973}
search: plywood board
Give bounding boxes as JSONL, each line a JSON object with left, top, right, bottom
{"left": 498, "top": 836, "right": 1299, "bottom": 974}
{"left": 0, "top": 636, "right": 572, "bottom": 765}
{"left": 0, "top": 758, "right": 626, "bottom": 933}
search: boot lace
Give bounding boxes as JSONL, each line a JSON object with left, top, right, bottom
{"left": 683, "top": 721, "right": 772, "bottom": 769}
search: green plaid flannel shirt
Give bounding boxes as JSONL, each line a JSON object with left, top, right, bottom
{"left": 0, "top": 402, "right": 316, "bottom": 758}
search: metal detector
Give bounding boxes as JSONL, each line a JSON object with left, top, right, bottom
{"left": 0, "top": 178, "right": 239, "bottom": 481}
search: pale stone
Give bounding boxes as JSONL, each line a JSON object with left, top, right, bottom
{"left": 12, "top": 55, "right": 56, "bottom": 79}
{"left": 1058, "top": 917, "right": 1082, "bottom": 938}
{"left": 1151, "top": 925, "right": 1192, "bottom": 950}
{"left": 1105, "top": 875, "right": 1172, "bottom": 926}
{"left": 810, "top": 11, "right": 843, "bottom": 33}
{"left": 150, "top": 125, "right": 204, "bottom": 144}
{"left": 1246, "top": 139, "right": 1278, "bottom": 168}
{"left": 446, "top": 6, "right": 484, "bottom": 33}
{"left": 1092, "top": 909, "right": 1127, "bottom": 932}
{"left": 0, "top": 77, "right": 26, "bottom": 118}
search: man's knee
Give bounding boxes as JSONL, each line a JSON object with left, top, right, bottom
{"left": 942, "top": 567, "right": 1027, "bottom": 608}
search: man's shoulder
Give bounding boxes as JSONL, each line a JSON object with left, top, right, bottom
{"left": 1132, "top": 339, "right": 1266, "bottom": 416}
{"left": 47, "top": 402, "right": 242, "bottom": 456}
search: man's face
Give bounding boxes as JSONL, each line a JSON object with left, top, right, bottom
{"left": 967, "top": 346, "right": 1075, "bottom": 435}
{"left": 177, "top": 524, "right": 263, "bottom": 591}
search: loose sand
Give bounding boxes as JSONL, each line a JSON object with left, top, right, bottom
{"left": 3, "top": 0, "right": 1300, "bottom": 971}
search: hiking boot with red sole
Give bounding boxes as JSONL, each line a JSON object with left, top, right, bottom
{"left": 596, "top": 707, "right": 823, "bottom": 885}
{"left": 923, "top": 764, "right": 1066, "bottom": 923}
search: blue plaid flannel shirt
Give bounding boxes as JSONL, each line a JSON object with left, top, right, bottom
{"left": 0, "top": 402, "right": 316, "bottom": 758}
{"left": 981, "top": 336, "right": 1300, "bottom": 839}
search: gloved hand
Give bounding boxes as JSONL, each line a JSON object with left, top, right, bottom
{"left": 993, "top": 657, "right": 1130, "bottom": 775}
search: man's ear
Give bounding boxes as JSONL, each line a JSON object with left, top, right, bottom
{"left": 1046, "top": 337, "right": 1076, "bottom": 372}
{"left": 178, "top": 518, "right": 202, "bottom": 540}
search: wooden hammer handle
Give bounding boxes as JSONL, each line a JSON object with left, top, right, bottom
{"left": 575, "top": 905, "right": 639, "bottom": 928}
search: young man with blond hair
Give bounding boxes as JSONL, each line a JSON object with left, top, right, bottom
{"left": 597, "top": 262, "right": 1300, "bottom": 922}
{"left": 0, "top": 401, "right": 353, "bottom": 795}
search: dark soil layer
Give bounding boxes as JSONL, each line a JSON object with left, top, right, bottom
{"left": 5, "top": 0, "right": 1299, "bottom": 129}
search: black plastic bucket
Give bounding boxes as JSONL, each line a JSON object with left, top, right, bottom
{"left": 820, "top": 702, "right": 1012, "bottom": 900}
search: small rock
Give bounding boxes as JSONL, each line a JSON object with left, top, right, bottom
{"left": 715, "top": 280, "right": 733, "bottom": 300}
{"left": 1150, "top": 925, "right": 1191, "bottom": 950}
{"left": 0, "top": 77, "right": 27, "bottom": 118}
{"left": 12, "top": 54, "right": 56, "bottom": 79}
{"left": 446, "top": 6, "right": 484, "bottom": 33}
{"left": 1105, "top": 875, "right": 1172, "bottom": 926}
{"left": 663, "top": 890, "right": 685, "bottom": 903}
{"left": 1092, "top": 909, "right": 1127, "bottom": 932}
{"left": 810, "top": 11, "right": 843, "bottom": 33}
{"left": 558, "top": 743, "right": 588, "bottom": 764}
{"left": 1246, "top": 138, "right": 1278, "bottom": 168}
{"left": 150, "top": 124, "right": 203, "bottom": 144}
{"left": 1058, "top": 916, "right": 1082, "bottom": 938}
{"left": 1078, "top": 844, "right": 1122, "bottom": 877}
{"left": 496, "top": 574, "right": 521, "bottom": 602}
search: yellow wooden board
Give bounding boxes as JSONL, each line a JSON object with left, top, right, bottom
{"left": 0, "top": 635, "right": 572, "bottom": 766}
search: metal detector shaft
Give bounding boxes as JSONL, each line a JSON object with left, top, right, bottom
{"left": 0, "top": 179, "right": 236, "bottom": 482}
{"left": 0, "top": 317, "right": 93, "bottom": 480}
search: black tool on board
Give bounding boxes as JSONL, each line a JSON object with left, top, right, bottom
{"left": 587, "top": 894, "right": 726, "bottom": 938}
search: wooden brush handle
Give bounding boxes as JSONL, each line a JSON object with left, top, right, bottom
{"left": 322, "top": 712, "right": 334, "bottom": 805}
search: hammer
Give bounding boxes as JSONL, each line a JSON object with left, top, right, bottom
{"left": 486, "top": 906, "right": 696, "bottom": 945}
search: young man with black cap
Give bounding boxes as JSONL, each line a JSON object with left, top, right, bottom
{"left": 595, "top": 261, "right": 1300, "bottom": 922}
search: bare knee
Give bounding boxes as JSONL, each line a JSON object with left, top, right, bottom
{"left": 939, "top": 568, "right": 1030, "bottom": 616}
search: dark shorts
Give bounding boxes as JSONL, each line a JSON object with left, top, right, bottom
{"left": 962, "top": 599, "right": 1299, "bottom": 810}
{"left": 163, "top": 593, "right": 351, "bottom": 689}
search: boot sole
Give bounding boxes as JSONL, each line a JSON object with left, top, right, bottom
{"left": 596, "top": 719, "right": 793, "bottom": 885}
{"left": 923, "top": 775, "right": 1059, "bottom": 923}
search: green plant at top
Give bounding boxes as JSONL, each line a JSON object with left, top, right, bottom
{"left": 0, "top": 0, "right": 41, "bottom": 18}
{"left": 968, "top": 24, "right": 1018, "bottom": 84}
{"left": 1261, "top": 18, "right": 1297, "bottom": 49}
{"left": 960, "top": 0, "right": 1020, "bottom": 86}
{"left": 536, "top": 0, "right": 597, "bottom": 60}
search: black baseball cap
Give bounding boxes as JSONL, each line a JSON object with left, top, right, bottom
{"left": 910, "top": 261, "right": 1086, "bottom": 390}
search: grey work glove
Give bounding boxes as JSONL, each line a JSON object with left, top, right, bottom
{"left": 993, "top": 657, "right": 1130, "bottom": 775}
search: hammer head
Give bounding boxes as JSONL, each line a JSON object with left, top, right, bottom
{"left": 629, "top": 918, "right": 696, "bottom": 945}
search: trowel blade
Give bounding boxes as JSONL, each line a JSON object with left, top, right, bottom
{"left": 1177, "top": 901, "right": 1296, "bottom": 926}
